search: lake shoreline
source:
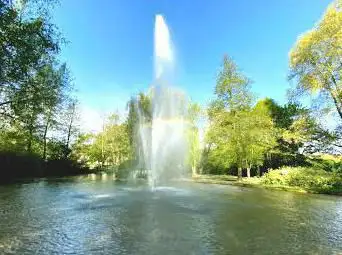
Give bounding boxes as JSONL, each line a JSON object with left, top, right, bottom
{"left": 1, "top": 173, "right": 341, "bottom": 197}
{"left": 192, "top": 175, "right": 342, "bottom": 196}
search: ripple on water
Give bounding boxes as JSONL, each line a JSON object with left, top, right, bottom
{"left": 91, "top": 194, "right": 112, "bottom": 199}
{"left": 152, "top": 186, "right": 191, "bottom": 196}
{"left": 0, "top": 236, "right": 22, "bottom": 254}
{"left": 1, "top": 180, "right": 342, "bottom": 254}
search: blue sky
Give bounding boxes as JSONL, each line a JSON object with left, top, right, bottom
{"left": 53, "top": 0, "right": 331, "bottom": 131}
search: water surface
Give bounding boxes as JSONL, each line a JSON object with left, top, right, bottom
{"left": 0, "top": 177, "right": 342, "bottom": 254}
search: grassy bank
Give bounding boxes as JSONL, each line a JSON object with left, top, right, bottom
{"left": 193, "top": 166, "right": 342, "bottom": 195}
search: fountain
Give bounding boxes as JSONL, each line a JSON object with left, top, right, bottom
{"left": 135, "top": 14, "right": 189, "bottom": 188}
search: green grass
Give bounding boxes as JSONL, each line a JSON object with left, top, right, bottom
{"left": 193, "top": 167, "right": 342, "bottom": 195}
{"left": 193, "top": 174, "right": 237, "bottom": 182}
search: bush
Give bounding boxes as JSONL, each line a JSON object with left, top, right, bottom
{"left": 262, "top": 166, "right": 342, "bottom": 194}
{"left": 262, "top": 168, "right": 289, "bottom": 186}
{"left": 307, "top": 157, "right": 342, "bottom": 174}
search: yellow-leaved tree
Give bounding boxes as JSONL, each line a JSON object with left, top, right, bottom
{"left": 289, "top": 0, "right": 342, "bottom": 120}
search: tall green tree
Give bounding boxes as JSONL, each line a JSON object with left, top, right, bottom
{"left": 207, "top": 109, "right": 276, "bottom": 179}
{"left": 0, "top": 0, "right": 60, "bottom": 113}
{"left": 0, "top": 0, "right": 81, "bottom": 162}
{"left": 58, "top": 98, "right": 79, "bottom": 158}
{"left": 8, "top": 62, "right": 62, "bottom": 153}
{"left": 214, "top": 55, "right": 253, "bottom": 112}
{"left": 206, "top": 56, "right": 276, "bottom": 179}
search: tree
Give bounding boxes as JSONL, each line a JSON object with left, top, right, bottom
{"left": 0, "top": 1, "right": 91, "bottom": 180}
{"left": 254, "top": 98, "right": 327, "bottom": 168}
{"left": 207, "top": 109, "right": 276, "bottom": 179}
{"left": 0, "top": 0, "right": 85, "bottom": 165}
{"left": 205, "top": 57, "right": 279, "bottom": 178}
{"left": 40, "top": 64, "right": 70, "bottom": 159}
{"left": 186, "top": 102, "right": 202, "bottom": 176}
{"left": 258, "top": 98, "right": 336, "bottom": 154}
{"left": 9, "top": 62, "right": 61, "bottom": 153}
{"left": 212, "top": 56, "right": 253, "bottom": 179}
{"left": 0, "top": 0, "right": 68, "bottom": 157}
{"left": 126, "top": 92, "right": 152, "bottom": 166}
{"left": 72, "top": 114, "right": 131, "bottom": 170}
{"left": 205, "top": 56, "right": 277, "bottom": 179}
{"left": 289, "top": 0, "right": 342, "bottom": 120}
{"left": 60, "top": 99, "right": 79, "bottom": 158}
{"left": 104, "top": 121, "right": 130, "bottom": 166}
{"left": 214, "top": 55, "right": 253, "bottom": 112}
{"left": 246, "top": 105, "right": 278, "bottom": 177}
{"left": 0, "top": 0, "right": 60, "bottom": 113}
{"left": 70, "top": 133, "right": 94, "bottom": 165}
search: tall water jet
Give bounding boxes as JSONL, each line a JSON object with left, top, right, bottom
{"left": 154, "top": 14, "right": 173, "bottom": 79}
{"left": 135, "top": 14, "right": 189, "bottom": 188}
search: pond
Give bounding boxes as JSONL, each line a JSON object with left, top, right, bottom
{"left": 0, "top": 176, "right": 342, "bottom": 254}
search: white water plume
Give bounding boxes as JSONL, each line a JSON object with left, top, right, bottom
{"left": 154, "top": 14, "right": 174, "bottom": 79}
{"left": 135, "top": 14, "right": 189, "bottom": 188}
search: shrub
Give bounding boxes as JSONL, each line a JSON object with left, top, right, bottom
{"left": 307, "top": 156, "right": 342, "bottom": 173}
{"left": 262, "top": 166, "right": 342, "bottom": 194}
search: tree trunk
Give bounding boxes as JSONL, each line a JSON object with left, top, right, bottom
{"left": 257, "top": 166, "right": 261, "bottom": 177}
{"left": 66, "top": 103, "right": 76, "bottom": 150}
{"left": 42, "top": 117, "right": 50, "bottom": 160}
{"left": 27, "top": 118, "right": 34, "bottom": 153}
{"left": 192, "top": 165, "right": 196, "bottom": 177}
{"left": 27, "top": 128, "right": 33, "bottom": 153}
{"left": 66, "top": 121, "right": 72, "bottom": 149}
{"left": 330, "top": 77, "right": 342, "bottom": 120}
{"left": 246, "top": 167, "right": 251, "bottom": 178}
{"left": 238, "top": 167, "right": 242, "bottom": 180}
{"left": 329, "top": 90, "right": 342, "bottom": 120}
{"left": 101, "top": 117, "right": 105, "bottom": 168}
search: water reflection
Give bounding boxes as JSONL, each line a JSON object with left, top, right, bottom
{"left": 0, "top": 178, "right": 341, "bottom": 254}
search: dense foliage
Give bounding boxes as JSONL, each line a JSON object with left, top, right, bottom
{"left": 289, "top": 0, "right": 342, "bottom": 120}
{"left": 0, "top": 0, "right": 86, "bottom": 179}
{"left": 262, "top": 166, "right": 342, "bottom": 194}
{"left": 71, "top": 114, "right": 130, "bottom": 170}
